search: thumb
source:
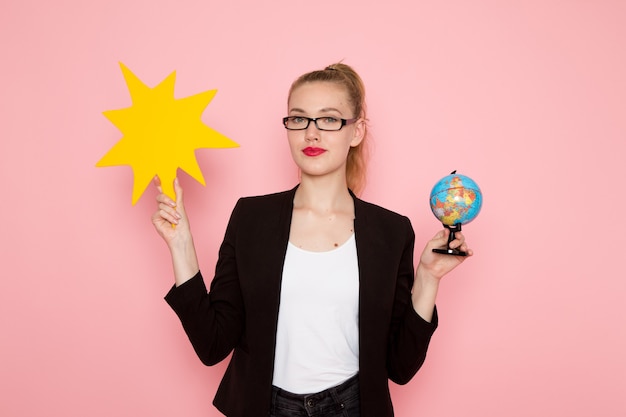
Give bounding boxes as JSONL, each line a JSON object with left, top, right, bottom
{"left": 428, "top": 228, "right": 449, "bottom": 249}
{"left": 174, "top": 178, "right": 185, "bottom": 210}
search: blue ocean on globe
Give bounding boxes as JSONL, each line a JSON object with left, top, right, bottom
{"left": 430, "top": 173, "right": 483, "bottom": 226}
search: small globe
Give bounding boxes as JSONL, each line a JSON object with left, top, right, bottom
{"left": 430, "top": 173, "right": 482, "bottom": 227}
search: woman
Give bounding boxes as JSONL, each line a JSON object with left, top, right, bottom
{"left": 152, "top": 63, "right": 472, "bottom": 417}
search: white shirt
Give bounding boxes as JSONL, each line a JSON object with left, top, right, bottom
{"left": 272, "top": 234, "right": 360, "bottom": 394}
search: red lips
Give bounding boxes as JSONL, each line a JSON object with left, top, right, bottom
{"left": 303, "top": 147, "right": 326, "bottom": 157}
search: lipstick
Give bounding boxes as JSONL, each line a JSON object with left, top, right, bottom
{"left": 303, "top": 147, "right": 326, "bottom": 157}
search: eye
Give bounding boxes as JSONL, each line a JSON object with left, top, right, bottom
{"left": 291, "top": 116, "right": 306, "bottom": 123}
{"left": 323, "top": 117, "right": 338, "bottom": 123}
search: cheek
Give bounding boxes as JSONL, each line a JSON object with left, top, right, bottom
{"left": 286, "top": 131, "right": 300, "bottom": 147}
{"left": 341, "top": 133, "right": 358, "bottom": 150}
{"left": 286, "top": 132, "right": 303, "bottom": 156}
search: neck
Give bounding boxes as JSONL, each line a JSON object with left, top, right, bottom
{"left": 294, "top": 176, "right": 353, "bottom": 212}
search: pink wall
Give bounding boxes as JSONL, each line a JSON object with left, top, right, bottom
{"left": 2, "top": 1, "right": 625, "bottom": 416}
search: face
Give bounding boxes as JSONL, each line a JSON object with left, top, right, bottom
{"left": 286, "top": 81, "right": 364, "bottom": 182}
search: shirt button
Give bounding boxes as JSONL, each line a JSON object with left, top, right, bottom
{"left": 307, "top": 399, "right": 315, "bottom": 407}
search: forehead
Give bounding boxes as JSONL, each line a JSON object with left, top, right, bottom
{"left": 288, "top": 81, "right": 351, "bottom": 113}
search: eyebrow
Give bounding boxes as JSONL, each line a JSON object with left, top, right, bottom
{"left": 289, "top": 107, "right": 344, "bottom": 115}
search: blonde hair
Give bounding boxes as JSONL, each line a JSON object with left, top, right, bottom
{"left": 288, "top": 63, "right": 369, "bottom": 195}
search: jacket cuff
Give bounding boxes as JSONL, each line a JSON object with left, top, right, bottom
{"left": 164, "top": 271, "right": 206, "bottom": 312}
{"left": 409, "top": 305, "right": 439, "bottom": 333}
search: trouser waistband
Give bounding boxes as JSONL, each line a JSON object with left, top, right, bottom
{"left": 272, "top": 374, "right": 359, "bottom": 401}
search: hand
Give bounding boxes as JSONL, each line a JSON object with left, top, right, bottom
{"left": 411, "top": 228, "right": 473, "bottom": 321}
{"left": 417, "top": 228, "right": 473, "bottom": 282}
{"left": 151, "top": 176, "right": 200, "bottom": 285}
{"left": 151, "top": 176, "right": 191, "bottom": 248}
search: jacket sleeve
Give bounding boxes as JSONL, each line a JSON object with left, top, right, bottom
{"left": 164, "top": 201, "right": 245, "bottom": 366}
{"left": 386, "top": 217, "right": 438, "bottom": 384}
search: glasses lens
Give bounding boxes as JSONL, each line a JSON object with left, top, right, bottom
{"left": 317, "top": 117, "right": 342, "bottom": 131}
{"left": 285, "top": 117, "right": 307, "bottom": 130}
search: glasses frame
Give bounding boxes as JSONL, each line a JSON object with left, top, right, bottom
{"left": 282, "top": 116, "right": 358, "bottom": 131}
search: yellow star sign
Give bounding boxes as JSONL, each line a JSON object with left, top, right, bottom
{"left": 97, "top": 62, "right": 238, "bottom": 204}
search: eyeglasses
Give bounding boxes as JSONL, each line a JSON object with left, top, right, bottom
{"left": 282, "top": 116, "right": 357, "bottom": 131}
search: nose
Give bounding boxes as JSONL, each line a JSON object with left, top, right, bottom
{"left": 304, "top": 121, "right": 320, "bottom": 141}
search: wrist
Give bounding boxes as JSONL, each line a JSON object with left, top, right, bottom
{"left": 412, "top": 276, "right": 439, "bottom": 303}
{"left": 411, "top": 265, "right": 440, "bottom": 323}
{"left": 415, "top": 263, "right": 442, "bottom": 287}
{"left": 166, "top": 227, "right": 194, "bottom": 251}
{"left": 168, "top": 235, "right": 200, "bottom": 286}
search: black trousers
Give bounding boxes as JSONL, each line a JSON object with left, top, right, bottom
{"left": 270, "top": 374, "right": 360, "bottom": 417}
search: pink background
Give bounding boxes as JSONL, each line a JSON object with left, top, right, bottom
{"left": 2, "top": 1, "right": 625, "bottom": 416}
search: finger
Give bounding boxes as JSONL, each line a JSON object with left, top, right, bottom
{"left": 154, "top": 205, "right": 180, "bottom": 225}
{"left": 447, "top": 231, "right": 467, "bottom": 249}
{"left": 156, "top": 192, "right": 176, "bottom": 208}
{"left": 151, "top": 208, "right": 178, "bottom": 228}
{"left": 449, "top": 237, "right": 463, "bottom": 249}
{"left": 160, "top": 208, "right": 180, "bottom": 225}
{"left": 156, "top": 198, "right": 180, "bottom": 216}
{"left": 432, "top": 228, "right": 447, "bottom": 241}
{"left": 153, "top": 175, "right": 164, "bottom": 193}
{"left": 174, "top": 178, "right": 185, "bottom": 211}
{"left": 454, "top": 240, "right": 473, "bottom": 257}
{"left": 426, "top": 228, "right": 449, "bottom": 250}
{"left": 158, "top": 201, "right": 181, "bottom": 216}
{"left": 456, "top": 236, "right": 472, "bottom": 255}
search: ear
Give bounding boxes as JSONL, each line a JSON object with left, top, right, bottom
{"left": 350, "top": 118, "right": 366, "bottom": 147}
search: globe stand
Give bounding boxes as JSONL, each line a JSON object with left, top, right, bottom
{"left": 432, "top": 224, "right": 467, "bottom": 256}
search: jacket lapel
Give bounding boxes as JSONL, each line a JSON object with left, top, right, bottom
{"left": 353, "top": 196, "right": 400, "bottom": 362}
